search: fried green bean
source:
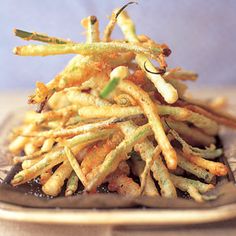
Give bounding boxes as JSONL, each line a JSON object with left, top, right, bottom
{"left": 42, "top": 160, "right": 72, "bottom": 196}
{"left": 118, "top": 80, "right": 177, "bottom": 170}
{"left": 82, "top": 15, "right": 100, "bottom": 43}
{"left": 177, "top": 152, "right": 214, "bottom": 183}
{"left": 13, "top": 42, "right": 163, "bottom": 59}
{"left": 151, "top": 157, "right": 177, "bottom": 198}
{"left": 117, "top": 10, "right": 178, "bottom": 104}
{"left": 14, "top": 29, "right": 73, "bottom": 44}
{"left": 11, "top": 129, "right": 113, "bottom": 185}
{"left": 100, "top": 66, "right": 129, "bottom": 99}
{"left": 65, "top": 171, "right": 79, "bottom": 196}
{"left": 64, "top": 146, "right": 88, "bottom": 187}
{"left": 169, "top": 129, "right": 222, "bottom": 159}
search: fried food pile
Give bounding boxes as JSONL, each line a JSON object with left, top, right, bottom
{"left": 8, "top": 4, "right": 236, "bottom": 202}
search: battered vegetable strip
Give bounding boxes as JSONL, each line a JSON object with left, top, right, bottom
{"left": 131, "top": 158, "right": 159, "bottom": 196}
{"left": 103, "top": 2, "right": 137, "bottom": 42}
{"left": 40, "top": 170, "right": 53, "bottom": 185}
{"left": 9, "top": 124, "right": 35, "bottom": 154}
{"left": 114, "top": 93, "right": 137, "bottom": 106}
{"left": 108, "top": 175, "right": 140, "bottom": 197}
{"left": 66, "top": 88, "right": 110, "bottom": 107}
{"left": 27, "top": 116, "right": 135, "bottom": 138}
{"left": 170, "top": 174, "right": 214, "bottom": 202}
{"left": 181, "top": 151, "right": 228, "bottom": 176}
{"left": 14, "top": 29, "right": 73, "bottom": 44}
{"left": 42, "top": 160, "right": 72, "bottom": 196}
{"left": 13, "top": 42, "right": 163, "bottom": 59}
{"left": 13, "top": 150, "right": 45, "bottom": 163}
{"left": 41, "top": 138, "right": 55, "bottom": 152}
{"left": 159, "top": 105, "right": 219, "bottom": 136}
{"left": 29, "top": 55, "right": 105, "bottom": 104}
{"left": 117, "top": 10, "right": 178, "bottom": 104}
{"left": 8, "top": 5, "right": 235, "bottom": 201}
{"left": 65, "top": 171, "right": 79, "bottom": 196}
{"left": 24, "top": 141, "right": 38, "bottom": 156}
{"left": 164, "top": 119, "right": 216, "bottom": 146}
{"left": 78, "top": 105, "right": 141, "bottom": 118}
{"left": 64, "top": 146, "right": 88, "bottom": 187}
{"left": 177, "top": 153, "right": 214, "bottom": 183}
{"left": 169, "top": 129, "right": 222, "bottom": 159}
{"left": 184, "top": 104, "right": 236, "bottom": 129}
{"left": 100, "top": 66, "right": 129, "bottom": 99}
{"left": 120, "top": 122, "right": 158, "bottom": 194}
{"left": 107, "top": 161, "right": 141, "bottom": 197}
{"left": 76, "top": 103, "right": 218, "bottom": 136}
{"left": 86, "top": 124, "right": 152, "bottom": 191}
{"left": 22, "top": 156, "right": 43, "bottom": 169}
{"left": 163, "top": 69, "right": 198, "bottom": 81}
{"left": 118, "top": 80, "right": 177, "bottom": 170}
{"left": 151, "top": 157, "right": 177, "bottom": 198}
{"left": 11, "top": 129, "right": 113, "bottom": 185}
{"left": 82, "top": 133, "right": 123, "bottom": 176}
{"left": 81, "top": 15, "right": 100, "bottom": 43}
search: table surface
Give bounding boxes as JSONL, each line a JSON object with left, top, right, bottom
{"left": 1, "top": 88, "right": 236, "bottom": 236}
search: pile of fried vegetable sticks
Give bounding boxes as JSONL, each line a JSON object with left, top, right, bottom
{"left": 8, "top": 5, "right": 236, "bottom": 202}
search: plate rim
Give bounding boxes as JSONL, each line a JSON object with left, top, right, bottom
{"left": 1, "top": 201, "right": 236, "bottom": 225}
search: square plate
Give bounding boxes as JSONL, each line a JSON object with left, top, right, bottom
{"left": 0, "top": 109, "right": 236, "bottom": 225}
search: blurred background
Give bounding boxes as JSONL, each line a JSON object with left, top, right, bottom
{"left": 0, "top": 0, "right": 236, "bottom": 90}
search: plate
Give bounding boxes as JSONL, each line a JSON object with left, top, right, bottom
{"left": 0, "top": 110, "right": 236, "bottom": 225}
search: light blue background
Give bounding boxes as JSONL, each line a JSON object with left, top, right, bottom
{"left": 0, "top": 0, "right": 236, "bottom": 89}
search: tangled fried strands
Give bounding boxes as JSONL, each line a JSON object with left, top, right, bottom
{"left": 8, "top": 5, "right": 235, "bottom": 202}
